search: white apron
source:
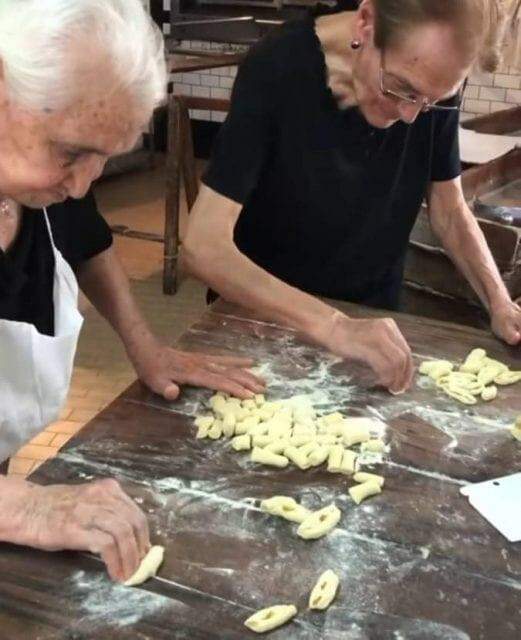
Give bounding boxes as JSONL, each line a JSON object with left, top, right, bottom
{"left": 0, "top": 208, "right": 83, "bottom": 462}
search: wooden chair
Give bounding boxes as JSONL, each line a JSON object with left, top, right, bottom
{"left": 163, "top": 94, "right": 230, "bottom": 294}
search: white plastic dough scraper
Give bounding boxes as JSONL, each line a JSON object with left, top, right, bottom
{"left": 460, "top": 473, "right": 521, "bottom": 542}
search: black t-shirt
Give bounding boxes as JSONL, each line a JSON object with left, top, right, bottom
{"left": 0, "top": 191, "right": 112, "bottom": 336}
{"left": 203, "top": 16, "right": 461, "bottom": 306}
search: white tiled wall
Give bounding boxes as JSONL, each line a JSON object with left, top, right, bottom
{"left": 461, "top": 65, "right": 521, "bottom": 120}
{"left": 169, "top": 40, "right": 247, "bottom": 122}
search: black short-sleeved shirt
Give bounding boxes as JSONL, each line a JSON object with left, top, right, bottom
{"left": 203, "top": 16, "right": 461, "bottom": 307}
{"left": 0, "top": 191, "right": 112, "bottom": 336}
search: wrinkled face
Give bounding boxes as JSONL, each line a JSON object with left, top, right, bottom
{"left": 0, "top": 87, "right": 150, "bottom": 208}
{"left": 352, "top": 21, "right": 473, "bottom": 128}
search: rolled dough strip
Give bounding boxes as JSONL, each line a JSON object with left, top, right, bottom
{"left": 251, "top": 447, "right": 288, "bottom": 468}
{"left": 481, "top": 385, "right": 497, "bottom": 402}
{"left": 284, "top": 445, "right": 311, "bottom": 470}
{"left": 231, "top": 434, "right": 251, "bottom": 451}
{"left": 360, "top": 439, "right": 386, "bottom": 453}
{"left": 124, "top": 545, "right": 165, "bottom": 587}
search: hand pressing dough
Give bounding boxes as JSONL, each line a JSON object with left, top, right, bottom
{"left": 124, "top": 545, "right": 165, "bottom": 587}
{"left": 251, "top": 447, "right": 289, "bottom": 468}
{"left": 308, "top": 570, "right": 340, "bottom": 610}
{"left": 244, "top": 604, "right": 297, "bottom": 634}
{"left": 265, "top": 439, "right": 290, "bottom": 455}
{"left": 353, "top": 472, "right": 385, "bottom": 487}
{"left": 349, "top": 480, "right": 382, "bottom": 505}
{"left": 260, "top": 496, "right": 311, "bottom": 523}
{"left": 297, "top": 504, "right": 341, "bottom": 540}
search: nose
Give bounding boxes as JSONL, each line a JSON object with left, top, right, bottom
{"left": 64, "top": 155, "right": 107, "bottom": 199}
{"left": 398, "top": 101, "right": 423, "bottom": 124}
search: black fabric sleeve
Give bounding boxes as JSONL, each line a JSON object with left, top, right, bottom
{"left": 202, "top": 44, "right": 277, "bottom": 204}
{"left": 47, "top": 190, "right": 113, "bottom": 271}
{"left": 430, "top": 104, "right": 461, "bottom": 182}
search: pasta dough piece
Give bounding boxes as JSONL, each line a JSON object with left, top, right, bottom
{"left": 293, "top": 423, "right": 317, "bottom": 437}
{"left": 360, "top": 439, "right": 386, "bottom": 453}
{"left": 322, "top": 412, "right": 344, "bottom": 424}
{"left": 353, "top": 472, "right": 385, "bottom": 487}
{"left": 297, "top": 504, "right": 341, "bottom": 540}
{"left": 251, "top": 447, "right": 289, "bottom": 468}
{"left": 298, "top": 441, "right": 318, "bottom": 457}
{"left": 349, "top": 480, "right": 382, "bottom": 505}
{"left": 289, "top": 434, "right": 315, "bottom": 447}
{"left": 442, "top": 385, "right": 477, "bottom": 405}
{"left": 308, "top": 445, "right": 330, "bottom": 467}
{"left": 242, "top": 398, "right": 257, "bottom": 410}
{"left": 265, "top": 439, "right": 290, "bottom": 455}
{"left": 284, "top": 445, "right": 311, "bottom": 470}
{"left": 308, "top": 570, "right": 340, "bottom": 610}
{"left": 260, "top": 496, "right": 311, "bottom": 523}
{"left": 209, "top": 394, "right": 227, "bottom": 414}
{"left": 124, "top": 545, "right": 165, "bottom": 587}
{"left": 252, "top": 434, "right": 272, "bottom": 448}
{"left": 477, "top": 366, "right": 500, "bottom": 386}
{"left": 207, "top": 420, "right": 223, "bottom": 439}
{"left": 494, "top": 371, "right": 521, "bottom": 385}
{"left": 419, "top": 360, "right": 453, "bottom": 380}
{"left": 244, "top": 604, "right": 297, "bottom": 634}
{"left": 194, "top": 415, "right": 214, "bottom": 430}
{"left": 339, "top": 450, "right": 358, "bottom": 475}
{"left": 327, "top": 445, "right": 344, "bottom": 473}
{"left": 481, "top": 385, "right": 497, "bottom": 402}
{"left": 254, "top": 393, "right": 266, "bottom": 407}
{"left": 222, "top": 412, "right": 236, "bottom": 438}
{"left": 511, "top": 425, "right": 521, "bottom": 442}
{"left": 459, "top": 348, "right": 486, "bottom": 374}
{"left": 231, "top": 434, "right": 251, "bottom": 451}
{"left": 235, "top": 415, "right": 259, "bottom": 435}
{"left": 342, "top": 422, "right": 371, "bottom": 447}
{"left": 316, "top": 434, "right": 337, "bottom": 445}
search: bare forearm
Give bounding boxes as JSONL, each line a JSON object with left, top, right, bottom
{"left": 432, "top": 204, "right": 510, "bottom": 312}
{"left": 76, "top": 246, "right": 155, "bottom": 354}
{"left": 0, "top": 476, "right": 37, "bottom": 545}
{"left": 183, "top": 240, "right": 337, "bottom": 344}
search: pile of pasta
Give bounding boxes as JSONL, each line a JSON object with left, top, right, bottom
{"left": 194, "top": 392, "right": 385, "bottom": 505}
{"left": 419, "top": 348, "right": 521, "bottom": 405}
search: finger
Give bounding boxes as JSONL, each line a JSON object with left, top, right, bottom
{"left": 197, "top": 354, "right": 257, "bottom": 368}
{"left": 86, "top": 530, "right": 124, "bottom": 583}
{"left": 109, "top": 486, "right": 151, "bottom": 558}
{"left": 184, "top": 369, "right": 257, "bottom": 399}
{"left": 162, "top": 382, "right": 181, "bottom": 401}
{"left": 207, "top": 364, "right": 265, "bottom": 393}
{"left": 96, "top": 514, "right": 140, "bottom": 582}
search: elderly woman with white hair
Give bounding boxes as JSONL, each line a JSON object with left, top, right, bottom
{"left": 0, "top": 0, "right": 263, "bottom": 583}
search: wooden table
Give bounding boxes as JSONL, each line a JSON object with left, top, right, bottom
{"left": 168, "top": 50, "right": 245, "bottom": 74}
{"left": 1, "top": 299, "right": 520, "bottom": 639}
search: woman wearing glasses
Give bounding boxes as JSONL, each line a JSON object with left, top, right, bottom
{"left": 183, "top": 0, "right": 520, "bottom": 393}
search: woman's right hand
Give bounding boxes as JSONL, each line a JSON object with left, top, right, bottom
{"left": 319, "top": 311, "right": 414, "bottom": 393}
{"left": 2, "top": 477, "right": 150, "bottom": 582}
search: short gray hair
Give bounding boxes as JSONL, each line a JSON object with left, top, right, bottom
{"left": 0, "top": 0, "right": 167, "bottom": 112}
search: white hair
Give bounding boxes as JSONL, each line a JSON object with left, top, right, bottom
{"left": 0, "top": 0, "right": 167, "bottom": 112}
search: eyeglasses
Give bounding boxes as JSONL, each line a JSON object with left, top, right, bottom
{"left": 379, "top": 54, "right": 461, "bottom": 113}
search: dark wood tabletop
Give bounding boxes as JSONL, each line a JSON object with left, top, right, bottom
{"left": 169, "top": 51, "right": 245, "bottom": 75}
{"left": 1, "top": 299, "right": 520, "bottom": 639}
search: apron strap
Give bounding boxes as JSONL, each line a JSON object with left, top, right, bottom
{"left": 0, "top": 458, "right": 10, "bottom": 475}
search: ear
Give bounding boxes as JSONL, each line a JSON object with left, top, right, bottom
{"left": 354, "top": 0, "right": 377, "bottom": 46}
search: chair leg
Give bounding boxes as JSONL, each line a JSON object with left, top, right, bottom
{"left": 163, "top": 96, "right": 182, "bottom": 295}
{"left": 180, "top": 103, "right": 199, "bottom": 211}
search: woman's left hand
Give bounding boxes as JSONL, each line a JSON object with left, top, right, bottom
{"left": 491, "top": 298, "right": 521, "bottom": 345}
{"left": 128, "top": 338, "right": 265, "bottom": 401}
